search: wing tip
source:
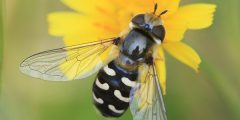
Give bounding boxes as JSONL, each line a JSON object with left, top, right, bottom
{"left": 19, "top": 66, "right": 69, "bottom": 81}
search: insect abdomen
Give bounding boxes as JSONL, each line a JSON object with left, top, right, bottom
{"left": 92, "top": 61, "right": 138, "bottom": 117}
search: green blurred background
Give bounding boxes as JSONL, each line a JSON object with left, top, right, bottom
{"left": 1, "top": 0, "right": 240, "bottom": 120}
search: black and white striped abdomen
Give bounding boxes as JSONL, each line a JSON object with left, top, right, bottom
{"left": 92, "top": 61, "right": 138, "bottom": 117}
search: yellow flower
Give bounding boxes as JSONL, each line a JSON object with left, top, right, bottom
{"left": 48, "top": 0, "right": 216, "bottom": 94}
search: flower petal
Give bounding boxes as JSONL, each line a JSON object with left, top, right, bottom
{"left": 156, "top": 0, "right": 180, "bottom": 17}
{"left": 110, "top": 0, "right": 180, "bottom": 17}
{"left": 155, "top": 46, "right": 167, "bottom": 95}
{"left": 48, "top": 12, "right": 119, "bottom": 45}
{"left": 164, "top": 17, "right": 187, "bottom": 42}
{"left": 48, "top": 12, "right": 93, "bottom": 36}
{"left": 163, "top": 42, "right": 201, "bottom": 72}
{"left": 177, "top": 4, "right": 217, "bottom": 29}
{"left": 61, "top": 0, "right": 114, "bottom": 15}
{"left": 163, "top": 4, "right": 216, "bottom": 42}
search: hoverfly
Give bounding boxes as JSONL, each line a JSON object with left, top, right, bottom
{"left": 20, "top": 3, "right": 168, "bottom": 120}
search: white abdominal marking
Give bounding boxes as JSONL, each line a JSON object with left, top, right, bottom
{"left": 114, "top": 90, "right": 130, "bottom": 103}
{"left": 121, "top": 77, "right": 136, "bottom": 87}
{"left": 103, "top": 65, "right": 116, "bottom": 76}
{"left": 93, "top": 93, "right": 104, "bottom": 104}
{"left": 95, "top": 78, "right": 109, "bottom": 90}
{"left": 108, "top": 105, "right": 124, "bottom": 114}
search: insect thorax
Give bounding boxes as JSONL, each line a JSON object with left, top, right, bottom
{"left": 117, "top": 29, "right": 154, "bottom": 70}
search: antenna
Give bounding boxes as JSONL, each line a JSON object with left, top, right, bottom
{"left": 158, "top": 10, "right": 168, "bottom": 17}
{"left": 153, "top": 3, "right": 158, "bottom": 15}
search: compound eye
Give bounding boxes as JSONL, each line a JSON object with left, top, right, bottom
{"left": 152, "top": 25, "right": 165, "bottom": 41}
{"left": 131, "top": 14, "right": 145, "bottom": 25}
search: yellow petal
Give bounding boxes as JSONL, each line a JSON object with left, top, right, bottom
{"left": 163, "top": 42, "right": 201, "bottom": 72}
{"left": 111, "top": 0, "right": 180, "bottom": 17}
{"left": 110, "top": 0, "right": 153, "bottom": 13}
{"left": 155, "top": 46, "right": 167, "bottom": 95}
{"left": 156, "top": 0, "right": 180, "bottom": 17}
{"left": 61, "top": 0, "right": 114, "bottom": 15}
{"left": 176, "top": 4, "right": 217, "bottom": 29}
{"left": 48, "top": 12, "right": 95, "bottom": 36}
{"left": 163, "top": 4, "right": 216, "bottom": 42}
{"left": 48, "top": 12, "right": 118, "bottom": 45}
{"left": 164, "top": 17, "right": 187, "bottom": 42}
{"left": 63, "top": 35, "right": 98, "bottom": 46}
{"left": 61, "top": 0, "right": 94, "bottom": 14}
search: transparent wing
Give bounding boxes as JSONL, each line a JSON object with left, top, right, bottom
{"left": 20, "top": 38, "right": 120, "bottom": 81}
{"left": 130, "top": 63, "right": 167, "bottom": 120}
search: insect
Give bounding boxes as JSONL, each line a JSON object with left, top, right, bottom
{"left": 20, "top": 4, "right": 168, "bottom": 120}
